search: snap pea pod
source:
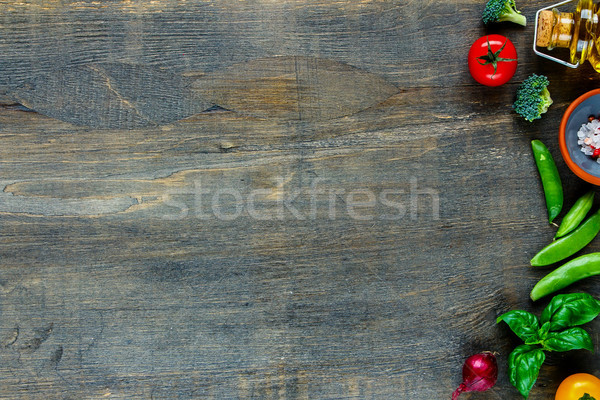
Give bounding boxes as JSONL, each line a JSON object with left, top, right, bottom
{"left": 555, "top": 190, "right": 595, "bottom": 238}
{"left": 530, "top": 253, "right": 600, "bottom": 301}
{"left": 531, "top": 208, "right": 600, "bottom": 266}
{"left": 531, "top": 140, "right": 563, "bottom": 223}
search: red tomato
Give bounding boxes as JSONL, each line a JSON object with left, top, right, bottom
{"left": 468, "top": 34, "right": 518, "bottom": 86}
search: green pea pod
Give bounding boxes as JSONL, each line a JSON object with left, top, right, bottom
{"left": 531, "top": 140, "right": 563, "bottom": 223}
{"left": 531, "top": 209, "right": 600, "bottom": 266}
{"left": 531, "top": 253, "right": 600, "bottom": 301}
{"left": 555, "top": 191, "right": 595, "bottom": 238}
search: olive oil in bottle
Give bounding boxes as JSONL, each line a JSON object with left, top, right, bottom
{"left": 537, "top": 0, "right": 600, "bottom": 71}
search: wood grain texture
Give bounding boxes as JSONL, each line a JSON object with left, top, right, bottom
{"left": 8, "top": 57, "right": 398, "bottom": 127}
{"left": 10, "top": 63, "right": 212, "bottom": 129}
{"left": 192, "top": 56, "right": 399, "bottom": 121}
{"left": 2, "top": 1, "right": 600, "bottom": 399}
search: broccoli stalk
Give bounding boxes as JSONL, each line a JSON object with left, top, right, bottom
{"left": 513, "top": 74, "right": 553, "bottom": 122}
{"left": 482, "top": 0, "right": 527, "bottom": 27}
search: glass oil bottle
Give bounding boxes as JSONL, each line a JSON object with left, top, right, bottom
{"left": 536, "top": 0, "right": 600, "bottom": 71}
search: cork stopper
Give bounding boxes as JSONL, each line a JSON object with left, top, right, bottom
{"left": 536, "top": 10, "right": 553, "bottom": 47}
{"left": 536, "top": 9, "right": 574, "bottom": 49}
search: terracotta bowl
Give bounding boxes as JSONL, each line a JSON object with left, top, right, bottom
{"left": 559, "top": 89, "right": 600, "bottom": 185}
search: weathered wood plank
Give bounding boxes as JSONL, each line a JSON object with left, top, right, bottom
{"left": 0, "top": 0, "right": 494, "bottom": 90}
{"left": 8, "top": 57, "right": 398, "bottom": 127}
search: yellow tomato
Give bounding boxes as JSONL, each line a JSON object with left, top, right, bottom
{"left": 556, "top": 373, "right": 600, "bottom": 400}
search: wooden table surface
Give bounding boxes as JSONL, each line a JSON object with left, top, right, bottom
{"left": 2, "top": 1, "right": 600, "bottom": 398}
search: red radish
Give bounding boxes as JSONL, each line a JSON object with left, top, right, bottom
{"left": 452, "top": 352, "right": 498, "bottom": 399}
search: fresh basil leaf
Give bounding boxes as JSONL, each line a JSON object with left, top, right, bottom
{"left": 525, "top": 336, "right": 542, "bottom": 346}
{"left": 543, "top": 327, "right": 594, "bottom": 352}
{"left": 540, "top": 293, "right": 600, "bottom": 331}
{"left": 537, "top": 321, "right": 551, "bottom": 340}
{"left": 498, "top": 310, "right": 541, "bottom": 343}
{"left": 508, "top": 344, "right": 545, "bottom": 399}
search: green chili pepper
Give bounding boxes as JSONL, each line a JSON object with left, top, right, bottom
{"left": 531, "top": 209, "right": 600, "bottom": 266}
{"left": 531, "top": 140, "right": 563, "bottom": 223}
{"left": 555, "top": 191, "right": 595, "bottom": 238}
{"left": 531, "top": 253, "right": 600, "bottom": 301}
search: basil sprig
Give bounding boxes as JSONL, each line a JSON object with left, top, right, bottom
{"left": 497, "top": 293, "right": 600, "bottom": 399}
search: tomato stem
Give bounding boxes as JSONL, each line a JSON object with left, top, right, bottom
{"left": 475, "top": 37, "right": 517, "bottom": 80}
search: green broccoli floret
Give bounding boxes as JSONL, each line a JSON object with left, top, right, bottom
{"left": 482, "top": 0, "right": 527, "bottom": 26}
{"left": 513, "top": 74, "right": 553, "bottom": 122}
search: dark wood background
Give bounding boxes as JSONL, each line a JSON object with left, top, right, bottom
{"left": 2, "top": 1, "right": 600, "bottom": 398}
